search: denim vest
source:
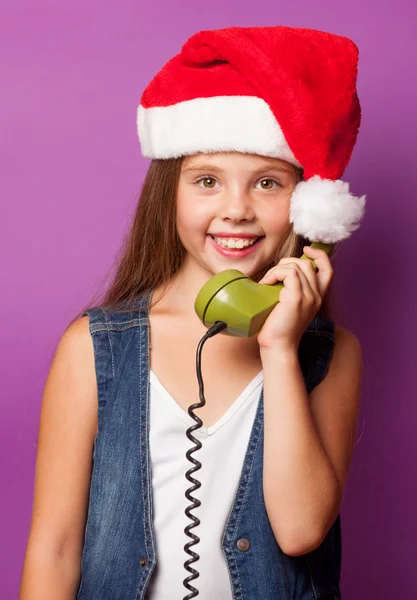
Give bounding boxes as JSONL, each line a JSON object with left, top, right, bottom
{"left": 76, "top": 291, "right": 341, "bottom": 600}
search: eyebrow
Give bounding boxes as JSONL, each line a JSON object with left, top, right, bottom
{"left": 182, "top": 162, "right": 294, "bottom": 175}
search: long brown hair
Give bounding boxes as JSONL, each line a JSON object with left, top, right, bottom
{"left": 69, "top": 157, "right": 340, "bottom": 327}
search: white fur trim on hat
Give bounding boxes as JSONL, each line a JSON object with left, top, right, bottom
{"left": 137, "top": 96, "right": 302, "bottom": 167}
{"left": 290, "top": 175, "right": 366, "bottom": 243}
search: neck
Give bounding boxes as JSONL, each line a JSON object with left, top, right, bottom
{"left": 149, "top": 256, "right": 261, "bottom": 355}
{"left": 150, "top": 268, "right": 206, "bottom": 318}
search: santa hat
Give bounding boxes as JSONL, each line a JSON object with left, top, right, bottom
{"left": 137, "top": 25, "right": 366, "bottom": 244}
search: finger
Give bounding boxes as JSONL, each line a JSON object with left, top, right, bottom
{"left": 286, "top": 265, "right": 317, "bottom": 305}
{"left": 277, "top": 258, "right": 320, "bottom": 297}
{"left": 261, "top": 265, "right": 313, "bottom": 304}
{"left": 278, "top": 266, "right": 304, "bottom": 302}
{"left": 302, "top": 247, "right": 333, "bottom": 297}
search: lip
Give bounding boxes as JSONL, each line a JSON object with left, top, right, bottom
{"left": 207, "top": 234, "right": 264, "bottom": 258}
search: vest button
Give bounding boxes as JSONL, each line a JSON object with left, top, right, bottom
{"left": 236, "top": 538, "right": 250, "bottom": 552}
{"left": 140, "top": 557, "right": 148, "bottom": 567}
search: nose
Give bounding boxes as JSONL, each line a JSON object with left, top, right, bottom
{"left": 219, "top": 188, "right": 255, "bottom": 222}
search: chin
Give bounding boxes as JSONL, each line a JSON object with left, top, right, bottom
{"left": 213, "top": 263, "right": 262, "bottom": 281}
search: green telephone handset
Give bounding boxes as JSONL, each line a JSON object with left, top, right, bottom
{"left": 194, "top": 241, "right": 332, "bottom": 338}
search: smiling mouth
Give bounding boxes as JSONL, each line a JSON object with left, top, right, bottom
{"left": 209, "top": 235, "right": 264, "bottom": 249}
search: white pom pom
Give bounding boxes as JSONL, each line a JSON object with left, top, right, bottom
{"left": 289, "top": 175, "right": 366, "bottom": 244}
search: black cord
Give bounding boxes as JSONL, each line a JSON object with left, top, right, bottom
{"left": 183, "top": 320, "right": 228, "bottom": 599}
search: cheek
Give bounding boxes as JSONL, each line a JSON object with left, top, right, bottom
{"left": 261, "top": 205, "right": 291, "bottom": 236}
{"left": 176, "top": 192, "right": 212, "bottom": 236}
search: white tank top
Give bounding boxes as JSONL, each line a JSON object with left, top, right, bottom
{"left": 145, "top": 369, "right": 264, "bottom": 599}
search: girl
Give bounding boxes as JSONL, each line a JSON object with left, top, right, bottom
{"left": 20, "top": 25, "right": 365, "bottom": 600}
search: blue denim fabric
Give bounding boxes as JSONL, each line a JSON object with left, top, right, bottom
{"left": 77, "top": 291, "right": 341, "bottom": 600}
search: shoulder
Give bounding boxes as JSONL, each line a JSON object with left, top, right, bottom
{"left": 333, "top": 325, "right": 363, "bottom": 366}
{"left": 62, "top": 314, "right": 91, "bottom": 338}
{"left": 306, "top": 321, "right": 363, "bottom": 403}
{"left": 322, "top": 324, "right": 363, "bottom": 386}
{"left": 59, "top": 315, "right": 93, "bottom": 355}
{"left": 41, "top": 314, "right": 98, "bottom": 445}
{"left": 316, "top": 323, "right": 363, "bottom": 396}
{"left": 50, "top": 316, "right": 96, "bottom": 402}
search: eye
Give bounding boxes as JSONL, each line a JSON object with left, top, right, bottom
{"left": 195, "top": 177, "right": 219, "bottom": 189}
{"left": 255, "top": 178, "right": 282, "bottom": 190}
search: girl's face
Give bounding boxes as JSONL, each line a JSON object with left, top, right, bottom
{"left": 176, "top": 152, "right": 297, "bottom": 281}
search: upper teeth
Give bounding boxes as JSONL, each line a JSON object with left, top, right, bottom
{"left": 213, "top": 236, "right": 258, "bottom": 249}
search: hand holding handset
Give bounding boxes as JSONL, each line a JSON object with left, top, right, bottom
{"left": 194, "top": 242, "right": 332, "bottom": 337}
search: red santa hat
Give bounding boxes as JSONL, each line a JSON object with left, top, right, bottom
{"left": 137, "top": 25, "right": 366, "bottom": 244}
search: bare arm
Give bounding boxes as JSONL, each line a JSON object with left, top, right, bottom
{"left": 261, "top": 326, "right": 362, "bottom": 556}
{"left": 19, "top": 316, "right": 98, "bottom": 600}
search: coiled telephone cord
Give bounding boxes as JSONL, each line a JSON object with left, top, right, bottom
{"left": 183, "top": 320, "right": 228, "bottom": 599}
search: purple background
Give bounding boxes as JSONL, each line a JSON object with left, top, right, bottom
{"left": 2, "top": 0, "right": 416, "bottom": 598}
